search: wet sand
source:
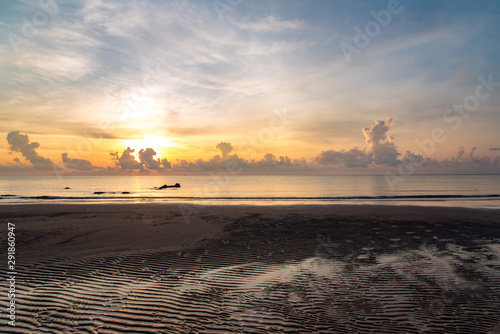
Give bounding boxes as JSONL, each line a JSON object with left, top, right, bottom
{"left": 1, "top": 204, "right": 500, "bottom": 333}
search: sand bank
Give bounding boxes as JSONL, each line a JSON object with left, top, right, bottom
{"left": 1, "top": 204, "right": 499, "bottom": 333}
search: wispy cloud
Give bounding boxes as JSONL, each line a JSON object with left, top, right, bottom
{"left": 237, "top": 40, "right": 313, "bottom": 55}
{"left": 236, "top": 15, "right": 306, "bottom": 32}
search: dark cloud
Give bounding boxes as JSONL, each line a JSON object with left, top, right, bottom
{"left": 193, "top": 153, "right": 248, "bottom": 171}
{"left": 315, "top": 148, "right": 372, "bottom": 168}
{"left": 160, "top": 158, "right": 172, "bottom": 169}
{"left": 111, "top": 147, "right": 171, "bottom": 171}
{"left": 61, "top": 153, "right": 94, "bottom": 170}
{"left": 216, "top": 142, "right": 233, "bottom": 159}
{"left": 138, "top": 148, "right": 171, "bottom": 170}
{"left": 442, "top": 147, "right": 500, "bottom": 168}
{"left": 173, "top": 159, "right": 197, "bottom": 170}
{"left": 110, "top": 147, "right": 143, "bottom": 170}
{"left": 6, "top": 131, "right": 55, "bottom": 170}
{"left": 256, "top": 153, "right": 293, "bottom": 168}
{"left": 398, "top": 147, "right": 500, "bottom": 170}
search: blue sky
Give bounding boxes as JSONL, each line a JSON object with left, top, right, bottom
{"left": 0, "top": 0, "right": 499, "bottom": 174}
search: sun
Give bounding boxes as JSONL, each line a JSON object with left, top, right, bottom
{"left": 123, "top": 135, "right": 174, "bottom": 158}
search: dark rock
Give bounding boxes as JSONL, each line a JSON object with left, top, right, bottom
{"left": 157, "top": 183, "right": 181, "bottom": 190}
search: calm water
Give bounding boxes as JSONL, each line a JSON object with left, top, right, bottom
{"left": 1, "top": 175, "right": 500, "bottom": 209}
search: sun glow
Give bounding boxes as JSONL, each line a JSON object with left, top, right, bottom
{"left": 123, "top": 135, "right": 174, "bottom": 158}
{"left": 121, "top": 97, "right": 162, "bottom": 122}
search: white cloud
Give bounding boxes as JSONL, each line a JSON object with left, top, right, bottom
{"left": 237, "top": 41, "right": 312, "bottom": 55}
{"left": 237, "top": 16, "right": 306, "bottom": 33}
{"left": 13, "top": 51, "right": 93, "bottom": 81}
{"left": 363, "top": 118, "right": 399, "bottom": 166}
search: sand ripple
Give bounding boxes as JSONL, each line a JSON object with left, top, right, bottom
{"left": 2, "top": 207, "right": 500, "bottom": 333}
{"left": 2, "top": 239, "right": 500, "bottom": 333}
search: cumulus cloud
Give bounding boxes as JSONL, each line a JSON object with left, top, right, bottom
{"left": 110, "top": 147, "right": 171, "bottom": 171}
{"left": 216, "top": 142, "right": 233, "bottom": 159}
{"left": 160, "top": 158, "right": 172, "bottom": 170}
{"left": 314, "top": 119, "right": 399, "bottom": 168}
{"left": 315, "top": 148, "right": 372, "bottom": 168}
{"left": 61, "top": 153, "right": 94, "bottom": 170}
{"left": 363, "top": 118, "right": 399, "bottom": 166}
{"left": 110, "top": 147, "right": 143, "bottom": 170}
{"left": 398, "top": 147, "right": 499, "bottom": 170}
{"left": 104, "top": 121, "right": 498, "bottom": 174}
{"left": 193, "top": 153, "right": 247, "bottom": 171}
{"left": 6, "top": 131, "right": 55, "bottom": 170}
{"left": 443, "top": 147, "right": 499, "bottom": 167}
{"left": 254, "top": 153, "right": 292, "bottom": 168}
{"left": 138, "top": 148, "right": 161, "bottom": 170}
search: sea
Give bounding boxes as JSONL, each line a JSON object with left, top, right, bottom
{"left": 1, "top": 174, "right": 499, "bottom": 209}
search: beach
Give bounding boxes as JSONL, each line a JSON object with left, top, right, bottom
{"left": 1, "top": 204, "right": 500, "bottom": 333}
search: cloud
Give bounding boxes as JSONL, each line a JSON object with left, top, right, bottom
{"left": 192, "top": 153, "right": 248, "bottom": 171}
{"left": 216, "top": 142, "right": 233, "bottom": 159}
{"left": 61, "top": 153, "right": 94, "bottom": 170}
{"left": 442, "top": 147, "right": 500, "bottom": 168}
{"left": 237, "top": 16, "right": 306, "bottom": 32}
{"left": 6, "top": 131, "right": 55, "bottom": 170}
{"left": 237, "top": 41, "right": 312, "bottom": 55}
{"left": 14, "top": 51, "right": 94, "bottom": 82}
{"left": 315, "top": 148, "right": 372, "bottom": 168}
{"left": 398, "top": 147, "right": 500, "bottom": 170}
{"left": 101, "top": 120, "right": 498, "bottom": 174}
{"left": 110, "top": 147, "right": 143, "bottom": 170}
{"left": 314, "top": 119, "right": 399, "bottom": 168}
{"left": 489, "top": 148, "right": 500, "bottom": 151}
{"left": 110, "top": 147, "right": 171, "bottom": 171}
{"left": 362, "top": 118, "right": 399, "bottom": 166}
{"left": 138, "top": 148, "right": 165, "bottom": 170}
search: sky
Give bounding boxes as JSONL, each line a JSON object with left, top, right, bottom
{"left": 0, "top": 0, "right": 499, "bottom": 175}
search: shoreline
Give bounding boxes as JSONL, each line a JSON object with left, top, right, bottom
{"left": 1, "top": 198, "right": 500, "bottom": 209}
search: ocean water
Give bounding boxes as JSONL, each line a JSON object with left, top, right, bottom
{"left": 1, "top": 174, "right": 500, "bottom": 209}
